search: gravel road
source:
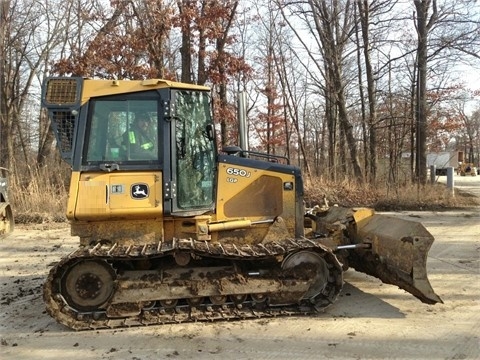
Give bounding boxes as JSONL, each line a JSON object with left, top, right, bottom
{"left": 1, "top": 175, "right": 479, "bottom": 360}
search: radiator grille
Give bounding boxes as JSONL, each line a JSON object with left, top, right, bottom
{"left": 45, "top": 78, "right": 79, "bottom": 105}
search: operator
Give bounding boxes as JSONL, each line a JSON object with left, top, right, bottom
{"left": 122, "top": 113, "right": 156, "bottom": 158}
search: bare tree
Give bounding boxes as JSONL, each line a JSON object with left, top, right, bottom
{"left": 355, "top": 0, "right": 378, "bottom": 183}
{"left": 1, "top": 0, "right": 77, "bottom": 179}
{"left": 412, "top": 0, "right": 480, "bottom": 183}
{"left": 307, "top": 0, "right": 363, "bottom": 180}
{"left": 0, "top": 0, "right": 10, "bottom": 178}
{"left": 37, "top": 0, "right": 93, "bottom": 167}
{"left": 413, "top": 0, "right": 436, "bottom": 184}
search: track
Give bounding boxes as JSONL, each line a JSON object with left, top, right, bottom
{"left": 44, "top": 238, "right": 344, "bottom": 330}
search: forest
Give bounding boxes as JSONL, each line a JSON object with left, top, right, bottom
{"left": 0, "top": 0, "right": 479, "bottom": 218}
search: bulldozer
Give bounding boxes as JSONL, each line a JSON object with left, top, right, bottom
{"left": 0, "top": 176, "right": 14, "bottom": 238}
{"left": 41, "top": 77, "right": 441, "bottom": 330}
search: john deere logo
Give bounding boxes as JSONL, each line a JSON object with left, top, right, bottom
{"left": 131, "top": 183, "right": 149, "bottom": 199}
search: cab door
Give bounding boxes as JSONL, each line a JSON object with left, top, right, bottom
{"left": 169, "top": 90, "right": 216, "bottom": 216}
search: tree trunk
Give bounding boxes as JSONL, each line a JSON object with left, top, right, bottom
{"left": 37, "top": 110, "right": 55, "bottom": 168}
{"left": 354, "top": 3, "right": 369, "bottom": 181}
{"left": 357, "top": 0, "right": 377, "bottom": 183}
{"left": 0, "top": 0, "right": 10, "bottom": 177}
{"left": 178, "top": 0, "right": 193, "bottom": 83}
{"left": 324, "top": 68, "right": 337, "bottom": 181}
{"left": 414, "top": 0, "right": 438, "bottom": 184}
{"left": 337, "top": 83, "right": 363, "bottom": 181}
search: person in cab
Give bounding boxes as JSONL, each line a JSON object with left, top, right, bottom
{"left": 122, "top": 113, "right": 156, "bottom": 159}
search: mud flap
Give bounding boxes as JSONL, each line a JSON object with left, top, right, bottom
{"left": 348, "top": 209, "right": 442, "bottom": 304}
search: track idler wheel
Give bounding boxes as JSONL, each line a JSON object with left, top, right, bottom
{"left": 61, "top": 260, "right": 116, "bottom": 311}
{"left": 277, "top": 249, "right": 343, "bottom": 309}
{"left": 281, "top": 250, "right": 329, "bottom": 298}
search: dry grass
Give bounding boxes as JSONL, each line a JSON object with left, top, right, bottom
{"left": 304, "top": 178, "right": 479, "bottom": 211}
{"left": 10, "top": 165, "right": 69, "bottom": 224}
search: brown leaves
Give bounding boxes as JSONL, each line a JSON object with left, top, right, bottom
{"left": 52, "top": 0, "right": 250, "bottom": 87}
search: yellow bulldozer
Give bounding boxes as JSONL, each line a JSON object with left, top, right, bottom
{"left": 40, "top": 77, "right": 441, "bottom": 330}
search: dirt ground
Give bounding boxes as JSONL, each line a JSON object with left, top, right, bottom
{"left": 1, "top": 176, "right": 479, "bottom": 360}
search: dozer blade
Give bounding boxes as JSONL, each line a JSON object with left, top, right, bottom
{"left": 347, "top": 209, "right": 442, "bottom": 304}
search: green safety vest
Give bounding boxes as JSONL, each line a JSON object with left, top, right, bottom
{"left": 128, "top": 131, "right": 153, "bottom": 150}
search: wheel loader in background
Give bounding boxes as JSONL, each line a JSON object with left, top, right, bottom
{"left": 0, "top": 176, "right": 14, "bottom": 238}
{"left": 458, "top": 162, "right": 477, "bottom": 176}
{"left": 40, "top": 77, "right": 442, "bottom": 330}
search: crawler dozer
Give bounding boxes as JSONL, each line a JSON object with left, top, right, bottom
{"left": 0, "top": 176, "right": 14, "bottom": 238}
{"left": 41, "top": 77, "right": 441, "bottom": 330}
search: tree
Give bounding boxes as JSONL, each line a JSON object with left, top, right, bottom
{"left": 53, "top": 1, "right": 249, "bottom": 146}
{"left": 290, "top": 0, "right": 364, "bottom": 181}
{"left": 0, "top": 0, "right": 9, "bottom": 178}
{"left": 355, "top": 0, "right": 379, "bottom": 183}
{"left": 412, "top": 0, "right": 480, "bottom": 183}
{"left": 53, "top": 0, "right": 171, "bottom": 79}
{"left": 413, "top": 0, "right": 436, "bottom": 184}
{"left": 1, "top": 0, "right": 76, "bottom": 181}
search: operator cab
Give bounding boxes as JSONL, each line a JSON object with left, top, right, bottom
{"left": 80, "top": 90, "right": 216, "bottom": 215}
{"left": 42, "top": 78, "right": 216, "bottom": 216}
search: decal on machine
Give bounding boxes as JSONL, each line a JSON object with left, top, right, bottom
{"left": 111, "top": 184, "right": 125, "bottom": 194}
{"left": 226, "top": 167, "right": 251, "bottom": 177}
{"left": 226, "top": 167, "right": 251, "bottom": 183}
{"left": 131, "top": 183, "right": 149, "bottom": 199}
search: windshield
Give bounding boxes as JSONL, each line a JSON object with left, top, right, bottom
{"left": 85, "top": 100, "right": 158, "bottom": 162}
{"left": 174, "top": 90, "right": 215, "bottom": 210}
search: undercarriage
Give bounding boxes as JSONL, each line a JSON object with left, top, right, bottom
{"left": 44, "top": 238, "right": 344, "bottom": 330}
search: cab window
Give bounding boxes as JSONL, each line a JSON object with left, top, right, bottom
{"left": 85, "top": 100, "right": 158, "bottom": 162}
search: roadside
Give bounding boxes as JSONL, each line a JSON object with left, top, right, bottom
{"left": 441, "top": 172, "right": 480, "bottom": 195}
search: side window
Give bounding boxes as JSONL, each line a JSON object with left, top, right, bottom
{"left": 85, "top": 100, "right": 158, "bottom": 162}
